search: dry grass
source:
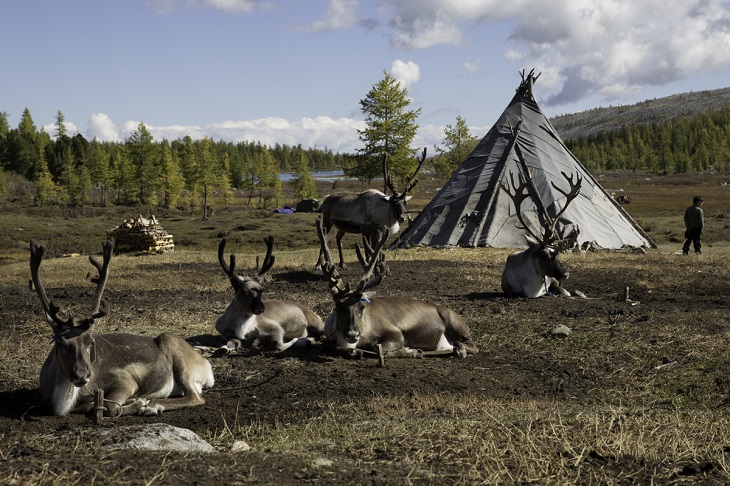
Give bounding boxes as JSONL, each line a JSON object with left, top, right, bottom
{"left": 211, "top": 394, "right": 730, "bottom": 483}
{"left": 1, "top": 171, "right": 729, "bottom": 484}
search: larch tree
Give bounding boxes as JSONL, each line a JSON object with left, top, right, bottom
{"left": 127, "top": 122, "right": 160, "bottom": 206}
{"left": 291, "top": 151, "right": 318, "bottom": 200}
{"left": 55, "top": 111, "right": 67, "bottom": 138}
{"left": 87, "top": 139, "right": 112, "bottom": 206}
{"left": 432, "top": 115, "right": 478, "bottom": 178}
{"left": 159, "top": 140, "right": 185, "bottom": 209}
{"left": 354, "top": 70, "right": 421, "bottom": 188}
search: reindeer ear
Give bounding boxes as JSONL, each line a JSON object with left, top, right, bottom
{"left": 404, "top": 195, "right": 412, "bottom": 202}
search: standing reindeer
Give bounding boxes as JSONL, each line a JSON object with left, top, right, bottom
{"left": 318, "top": 148, "right": 426, "bottom": 268}
{"left": 316, "top": 218, "right": 478, "bottom": 358}
{"left": 30, "top": 239, "right": 214, "bottom": 417}
{"left": 215, "top": 236, "right": 324, "bottom": 355}
{"left": 500, "top": 170, "right": 583, "bottom": 298}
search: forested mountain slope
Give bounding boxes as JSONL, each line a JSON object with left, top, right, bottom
{"left": 550, "top": 87, "right": 730, "bottom": 141}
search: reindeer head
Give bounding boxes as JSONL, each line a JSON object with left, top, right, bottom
{"left": 218, "top": 237, "right": 275, "bottom": 316}
{"left": 382, "top": 148, "right": 427, "bottom": 224}
{"left": 316, "top": 218, "right": 389, "bottom": 343}
{"left": 30, "top": 239, "right": 113, "bottom": 387}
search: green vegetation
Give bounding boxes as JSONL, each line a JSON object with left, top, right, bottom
{"left": 565, "top": 105, "right": 730, "bottom": 173}
{"left": 431, "top": 115, "right": 479, "bottom": 178}
{"left": 0, "top": 110, "right": 343, "bottom": 211}
{"left": 347, "top": 70, "right": 422, "bottom": 186}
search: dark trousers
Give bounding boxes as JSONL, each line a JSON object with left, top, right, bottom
{"left": 683, "top": 227, "right": 702, "bottom": 253}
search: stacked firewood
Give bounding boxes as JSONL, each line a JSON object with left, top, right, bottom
{"left": 107, "top": 215, "right": 175, "bottom": 254}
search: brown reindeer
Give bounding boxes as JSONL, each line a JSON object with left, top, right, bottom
{"left": 500, "top": 170, "right": 583, "bottom": 298}
{"left": 31, "top": 239, "right": 214, "bottom": 417}
{"left": 215, "top": 236, "right": 324, "bottom": 355}
{"left": 316, "top": 217, "right": 478, "bottom": 358}
{"left": 318, "top": 148, "right": 426, "bottom": 268}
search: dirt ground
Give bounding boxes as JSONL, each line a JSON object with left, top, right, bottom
{"left": 1, "top": 242, "right": 729, "bottom": 484}
{"left": 1, "top": 170, "right": 729, "bottom": 484}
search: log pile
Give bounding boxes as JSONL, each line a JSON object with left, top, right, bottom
{"left": 107, "top": 215, "right": 175, "bottom": 254}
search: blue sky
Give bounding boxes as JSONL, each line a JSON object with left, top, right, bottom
{"left": 3, "top": 0, "right": 730, "bottom": 153}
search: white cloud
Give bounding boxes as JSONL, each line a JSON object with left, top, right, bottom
{"left": 86, "top": 113, "right": 120, "bottom": 142}
{"left": 42, "top": 121, "right": 80, "bottom": 139}
{"left": 293, "top": 0, "right": 358, "bottom": 32}
{"left": 85, "top": 114, "right": 367, "bottom": 153}
{"left": 383, "top": 0, "right": 730, "bottom": 105}
{"left": 146, "top": 0, "right": 266, "bottom": 14}
{"left": 463, "top": 59, "right": 481, "bottom": 75}
{"left": 390, "top": 60, "right": 421, "bottom": 88}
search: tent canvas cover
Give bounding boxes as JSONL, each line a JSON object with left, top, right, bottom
{"left": 393, "top": 71, "right": 655, "bottom": 250}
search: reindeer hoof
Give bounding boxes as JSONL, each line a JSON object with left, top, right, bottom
{"left": 142, "top": 404, "right": 162, "bottom": 416}
{"left": 212, "top": 346, "right": 231, "bottom": 358}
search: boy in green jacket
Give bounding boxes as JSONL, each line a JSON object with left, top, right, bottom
{"left": 683, "top": 196, "right": 704, "bottom": 255}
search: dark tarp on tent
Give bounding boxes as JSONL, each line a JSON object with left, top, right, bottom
{"left": 392, "top": 71, "right": 655, "bottom": 250}
{"left": 295, "top": 198, "right": 322, "bottom": 213}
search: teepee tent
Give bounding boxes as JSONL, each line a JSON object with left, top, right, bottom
{"left": 393, "top": 70, "right": 655, "bottom": 250}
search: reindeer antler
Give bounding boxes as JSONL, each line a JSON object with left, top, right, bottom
{"left": 316, "top": 218, "right": 389, "bottom": 305}
{"left": 219, "top": 236, "right": 276, "bottom": 284}
{"left": 501, "top": 171, "right": 544, "bottom": 244}
{"left": 547, "top": 171, "right": 583, "bottom": 239}
{"left": 256, "top": 236, "right": 275, "bottom": 282}
{"left": 89, "top": 238, "right": 114, "bottom": 314}
{"left": 30, "top": 239, "right": 112, "bottom": 333}
{"left": 382, "top": 148, "right": 427, "bottom": 200}
{"left": 218, "top": 239, "right": 237, "bottom": 278}
{"left": 502, "top": 170, "right": 583, "bottom": 246}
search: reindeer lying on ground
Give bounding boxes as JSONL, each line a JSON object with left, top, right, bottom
{"left": 31, "top": 239, "right": 214, "bottom": 417}
{"left": 318, "top": 148, "right": 426, "bottom": 268}
{"left": 215, "top": 236, "right": 324, "bottom": 355}
{"left": 500, "top": 170, "right": 585, "bottom": 298}
{"left": 316, "top": 218, "right": 478, "bottom": 359}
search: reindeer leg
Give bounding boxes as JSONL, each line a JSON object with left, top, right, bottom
{"left": 143, "top": 334, "right": 213, "bottom": 416}
{"left": 547, "top": 278, "right": 571, "bottom": 297}
{"left": 335, "top": 230, "right": 347, "bottom": 269}
{"left": 379, "top": 331, "right": 422, "bottom": 358}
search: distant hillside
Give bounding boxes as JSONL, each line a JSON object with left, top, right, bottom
{"left": 550, "top": 87, "right": 730, "bottom": 141}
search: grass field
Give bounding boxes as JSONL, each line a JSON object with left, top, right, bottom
{"left": 0, "top": 170, "right": 729, "bottom": 484}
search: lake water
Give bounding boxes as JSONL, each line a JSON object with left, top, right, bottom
{"left": 279, "top": 168, "right": 347, "bottom": 182}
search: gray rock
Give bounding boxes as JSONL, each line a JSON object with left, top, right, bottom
{"left": 93, "top": 423, "right": 216, "bottom": 453}
{"left": 551, "top": 324, "right": 572, "bottom": 338}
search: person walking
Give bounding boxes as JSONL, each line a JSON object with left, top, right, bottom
{"left": 683, "top": 196, "right": 704, "bottom": 255}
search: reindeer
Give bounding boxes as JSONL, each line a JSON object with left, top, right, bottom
{"left": 316, "top": 217, "right": 478, "bottom": 358}
{"left": 30, "top": 239, "right": 214, "bottom": 417}
{"left": 500, "top": 170, "right": 584, "bottom": 298}
{"left": 215, "top": 236, "right": 324, "bottom": 355}
{"left": 318, "top": 148, "right": 426, "bottom": 268}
